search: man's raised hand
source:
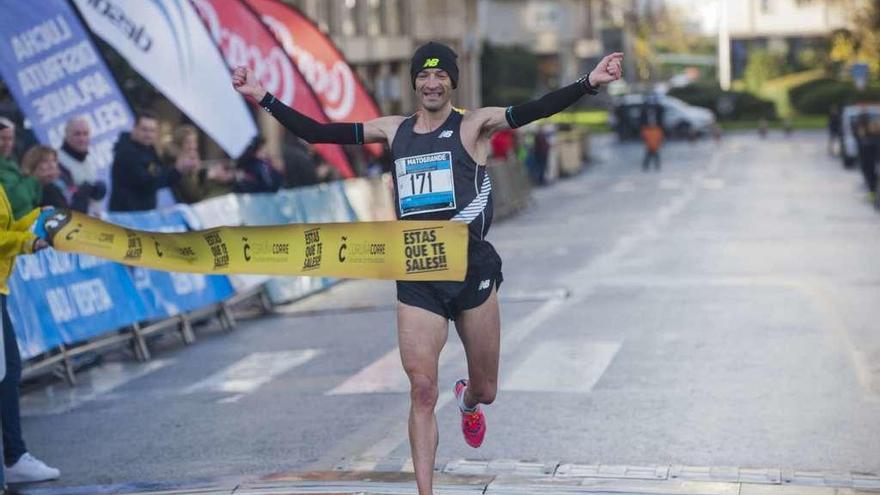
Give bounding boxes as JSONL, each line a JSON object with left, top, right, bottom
{"left": 232, "top": 66, "right": 267, "bottom": 101}
{"left": 588, "top": 53, "right": 624, "bottom": 87}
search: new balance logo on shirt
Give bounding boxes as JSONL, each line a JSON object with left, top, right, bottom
{"left": 439, "top": 130, "right": 454, "bottom": 138}
{"left": 478, "top": 279, "right": 492, "bottom": 291}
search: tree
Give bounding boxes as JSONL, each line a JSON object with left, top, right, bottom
{"left": 744, "top": 49, "right": 788, "bottom": 92}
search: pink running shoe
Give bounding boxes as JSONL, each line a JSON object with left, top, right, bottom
{"left": 454, "top": 379, "right": 486, "bottom": 448}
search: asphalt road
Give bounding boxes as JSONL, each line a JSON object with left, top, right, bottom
{"left": 13, "top": 130, "right": 880, "bottom": 491}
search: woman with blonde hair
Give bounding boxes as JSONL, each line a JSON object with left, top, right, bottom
{"left": 19, "top": 146, "right": 66, "bottom": 209}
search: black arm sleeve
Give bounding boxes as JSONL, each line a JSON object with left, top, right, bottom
{"left": 505, "top": 78, "right": 598, "bottom": 129}
{"left": 260, "top": 92, "right": 364, "bottom": 144}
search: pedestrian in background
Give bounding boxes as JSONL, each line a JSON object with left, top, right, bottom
{"left": 56, "top": 117, "right": 107, "bottom": 214}
{"left": 853, "top": 112, "right": 879, "bottom": 205}
{"left": 233, "top": 136, "right": 284, "bottom": 194}
{"left": 19, "top": 146, "right": 66, "bottom": 209}
{"left": 828, "top": 104, "right": 842, "bottom": 156}
{"left": 640, "top": 94, "right": 664, "bottom": 172}
{"left": 0, "top": 118, "right": 40, "bottom": 220}
{"left": 0, "top": 186, "right": 59, "bottom": 484}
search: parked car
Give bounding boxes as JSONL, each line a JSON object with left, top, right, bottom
{"left": 840, "top": 103, "right": 880, "bottom": 169}
{"left": 610, "top": 93, "right": 716, "bottom": 140}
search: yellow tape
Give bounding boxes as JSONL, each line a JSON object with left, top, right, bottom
{"left": 42, "top": 210, "right": 468, "bottom": 281}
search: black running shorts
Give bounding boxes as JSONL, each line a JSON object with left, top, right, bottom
{"left": 396, "top": 240, "right": 503, "bottom": 320}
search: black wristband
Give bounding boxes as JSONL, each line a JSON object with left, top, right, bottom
{"left": 578, "top": 75, "right": 599, "bottom": 95}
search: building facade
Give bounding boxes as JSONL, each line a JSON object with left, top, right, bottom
{"left": 723, "top": 0, "right": 849, "bottom": 80}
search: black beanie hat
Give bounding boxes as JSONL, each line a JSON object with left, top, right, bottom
{"left": 410, "top": 41, "right": 458, "bottom": 89}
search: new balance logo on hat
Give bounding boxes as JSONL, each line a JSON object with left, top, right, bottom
{"left": 478, "top": 279, "right": 491, "bottom": 291}
{"left": 439, "top": 130, "right": 454, "bottom": 138}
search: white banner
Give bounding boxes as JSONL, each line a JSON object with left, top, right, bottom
{"left": 71, "top": 0, "right": 256, "bottom": 158}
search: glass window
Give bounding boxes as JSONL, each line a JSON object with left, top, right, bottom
{"left": 367, "top": 0, "right": 382, "bottom": 36}
{"left": 342, "top": 0, "right": 357, "bottom": 36}
{"left": 383, "top": 0, "right": 402, "bottom": 36}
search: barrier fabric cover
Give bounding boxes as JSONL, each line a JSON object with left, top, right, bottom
{"left": 0, "top": 0, "right": 133, "bottom": 184}
{"left": 8, "top": 250, "right": 148, "bottom": 359}
{"left": 106, "top": 208, "right": 235, "bottom": 319}
{"left": 71, "top": 0, "right": 256, "bottom": 158}
{"left": 191, "top": 0, "right": 354, "bottom": 178}
{"left": 42, "top": 210, "right": 469, "bottom": 281}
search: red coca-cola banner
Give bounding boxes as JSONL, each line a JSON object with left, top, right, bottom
{"left": 191, "top": 0, "right": 354, "bottom": 178}
{"left": 246, "top": 0, "right": 383, "bottom": 157}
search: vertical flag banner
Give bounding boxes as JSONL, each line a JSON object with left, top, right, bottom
{"left": 71, "top": 0, "right": 257, "bottom": 158}
{"left": 191, "top": 0, "right": 355, "bottom": 178}
{"left": 246, "top": 0, "right": 384, "bottom": 157}
{"left": 0, "top": 0, "right": 133, "bottom": 179}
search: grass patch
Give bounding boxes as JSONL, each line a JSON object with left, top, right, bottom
{"left": 545, "top": 110, "right": 610, "bottom": 132}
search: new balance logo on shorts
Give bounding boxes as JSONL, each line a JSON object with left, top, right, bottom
{"left": 478, "top": 279, "right": 492, "bottom": 291}
{"left": 439, "top": 130, "right": 454, "bottom": 138}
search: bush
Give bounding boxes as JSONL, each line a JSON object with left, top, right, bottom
{"left": 789, "top": 78, "right": 880, "bottom": 114}
{"left": 668, "top": 84, "right": 777, "bottom": 121}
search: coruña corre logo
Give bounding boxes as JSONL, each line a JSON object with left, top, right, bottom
{"left": 262, "top": 15, "right": 355, "bottom": 120}
{"left": 192, "top": 0, "right": 295, "bottom": 105}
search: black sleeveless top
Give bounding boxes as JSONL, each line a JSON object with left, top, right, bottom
{"left": 390, "top": 109, "right": 493, "bottom": 241}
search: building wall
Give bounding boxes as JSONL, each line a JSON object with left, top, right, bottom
{"left": 727, "top": 0, "right": 849, "bottom": 38}
{"left": 289, "top": 0, "right": 481, "bottom": 113}
{"left": 479, "top": 0, "right": 603, "bottom": 86}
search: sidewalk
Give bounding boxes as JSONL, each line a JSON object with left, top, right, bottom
{"left": 12, "top": 458, "right": 880, "bottom": 495}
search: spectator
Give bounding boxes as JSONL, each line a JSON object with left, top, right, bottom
{"left": 20, "top": 146, "right": 67, "bottom": 209}
{"left": 490, "top": 128, "right": 517, "bottom": 160}
{"left": 108, "top": 111, "right": 196, "bottom": 212}
{"left": 0, "top": 186, "right": 60, "bottom": 483}
{"left": 0, "top": 118, "right": 40, "bottom": 219}
{"left": 56, "top": 117, "right": 107, "bottom": 213}
{"left": 281, "top": 137, "right": 319, "bottom": 188}
{"left": 163, "top": 124, "right": 233, "bottom": 203}
{"left": 233, "top": 136, "right": 284, "bottom": 193}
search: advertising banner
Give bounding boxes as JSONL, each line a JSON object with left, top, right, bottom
{"left": 246, "top": 0, "right": 384, "bottom": 156}
{"left": 191, "top": 0, "right": 354, "bottom": 177}
{"left": 71, "top": 0, "right": 257, "bottom": 158}
{"left": 8, "top": 249, "right": 147, "bottom": 359}
{"left": 106, "top": 208, "right": 235, "bottom": 319}
{"left": 0, "top": 0, "right": 133, "bottom": 186}
{"left": 41, "top": 209, "right": 469, "bottom": 281}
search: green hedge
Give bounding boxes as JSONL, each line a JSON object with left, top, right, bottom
{"left": 789, "top": 78, "right": 880, "bottom": 114}
{"left": 667, "top": 84, "right": 777, "bottom": 121}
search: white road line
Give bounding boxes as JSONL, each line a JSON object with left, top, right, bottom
{"left": 184, "top": 350, "right": 319, "bottom": 395}
{"left": 329, "top": 344, "right": 458, "bottom": 395}
{"left": 21, "top": 359, "right": 173, "bottom": 417}
{"left": 659, "top": 178, "right": 682, "bottom": 190}
{"left": 327, "top": 348, "right": 407, "bottom": 395}
{"left": 612, "top": 180, "right": 636, "bottom": 192}
{"left": 503, "top": 340, "right": 621, "bottom": 393}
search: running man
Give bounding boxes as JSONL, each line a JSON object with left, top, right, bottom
{"left": 232, "top": 43, "right": 622, "bottom": 495}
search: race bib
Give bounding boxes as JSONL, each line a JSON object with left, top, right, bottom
{"left": 395, "top": 152, "right": 456, "bottom": 217}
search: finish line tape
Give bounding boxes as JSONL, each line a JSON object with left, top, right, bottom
{"left": 40, "top": 210, "right": 468, "bottom": 281}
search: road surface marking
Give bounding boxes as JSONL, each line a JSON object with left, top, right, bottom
{"left": 184, "top": 350, "right": 319, "bottom": 395}
{"left": 503, "top": 340, "right": 621, "bottom": 393}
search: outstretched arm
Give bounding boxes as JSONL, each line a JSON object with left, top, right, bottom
{"left": 473, "top": 52, "right": 623, "bottom": 135}
{"left": 232, "top": 67, "right": 396, "bottom": 145}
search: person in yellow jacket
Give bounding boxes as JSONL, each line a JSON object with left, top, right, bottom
{"left": 0, "top": 186, "right": 60, "bottom": 484}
